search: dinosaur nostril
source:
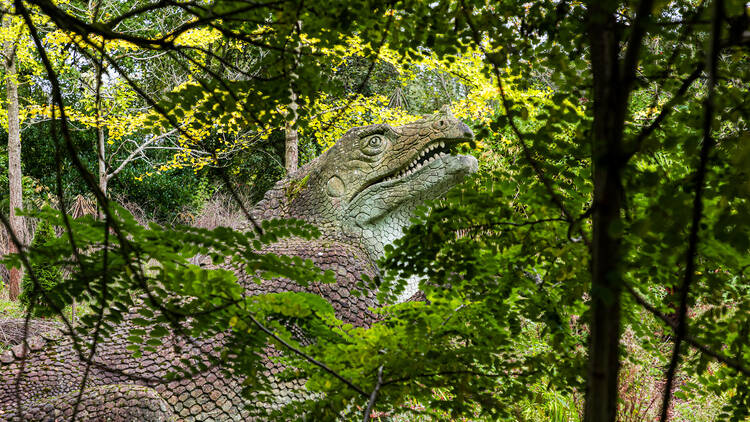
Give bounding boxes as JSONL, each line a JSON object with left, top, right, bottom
{"left": 432, "top": 119, "right": 448, "bottom": 130}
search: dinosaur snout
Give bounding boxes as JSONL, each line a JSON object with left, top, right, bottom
{"left": 458, "top": 121, "right": 473, "bottom": 140}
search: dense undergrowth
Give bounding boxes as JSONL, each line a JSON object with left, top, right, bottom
{"left": 0, "top": 185, "right": 735, "bottom": 421}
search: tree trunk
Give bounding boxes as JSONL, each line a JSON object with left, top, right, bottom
{"left": 3, "top": 15, "right": 27, "bottom": 301}
{"left": 98, "top": 126, "right": 107, "bottom": 195}
{"left": 583, "top": 1, "right": 656, "bottom": 418}
{"left": 583, "top": 5, "right": 626, "bottom": 422}
{"left": 284, "top": 90, "right": 298, "bottom": 175}
{"left": 90, "top": 0, "right": 107, "bottom": 197}
{"left": 284, "top": 19, "right": 301, "bottom": 175}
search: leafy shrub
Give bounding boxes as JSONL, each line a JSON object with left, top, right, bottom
{"left": 19, "top": 220, "right": 63, "bottom": 317}
{"left": 109, "top": 166, "right": 204, "bottom": 223}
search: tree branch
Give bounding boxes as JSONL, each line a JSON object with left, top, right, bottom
{"left": 620, "top": 0, "right": 655, "bottom": 93}
{"left": 381, "top": 369, "right": 502, "bottom": 387}
{"left": 624, "top": 64, "right": 704, "bottom": 160}
{"left": 245, "top": 313, "right": 368, "bottom": 398}
{"left": 659, "top": 1, "right": 723, "bottom": 419}
{"left": 362, "top": 364, "right": 384, "bottom": 422}
{"left": 107, "top": 129, "right": 178, "bottom": 180}
{"left": 624, "top": 284, "right": 750, "bottom": 377}
{"left": 17, "top": 0, "right": 224, "bottom": 387}
{"left": 26, "top": 0, "right": 291, "bottom": 53}
{"left": 462, "top": 217, "right": 567, "bottom": 232}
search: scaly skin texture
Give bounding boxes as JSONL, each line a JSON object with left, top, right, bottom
{"left": 0, "top": 107, "right": 477, "bottom": 421}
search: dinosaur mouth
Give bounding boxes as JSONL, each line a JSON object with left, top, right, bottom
{"left": 349, "top": 139, "right": 462, "bottom": 203}
{"left": 380, "top": 141, "right": 453, "bottom": 183}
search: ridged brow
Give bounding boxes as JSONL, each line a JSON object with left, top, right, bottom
{"left": 358, "top": 126, "right": 388, "bottom": 138}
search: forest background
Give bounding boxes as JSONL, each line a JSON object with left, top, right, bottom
{"left": 0, "top": 0, "right": 749, "bottom": 421}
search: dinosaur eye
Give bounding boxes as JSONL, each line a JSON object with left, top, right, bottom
{"left": 432, "top": 119, "right": 448, "bottom": 129}
{"left": 361, "top": 135, "right": 386, "bottom": 156}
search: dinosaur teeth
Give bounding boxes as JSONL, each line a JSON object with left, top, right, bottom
{"left": 396, "top": 143, "right": 455, "bottom": 181}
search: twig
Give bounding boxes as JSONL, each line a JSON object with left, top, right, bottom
{"left": 18, "top": 1, "right": 232, "bottom": 395}
{"left": 71, "top": 214, "right": 111, "bottom": 421}
{"left": 462, "top": 217, "right": 567, "bottom": 232}
{"left": 439, "top": 304, "right": 466, "bottom": 328}
{"left": 107, "top": 129, "right": 179, "bottom": 180}
{"left": 27, "top": 0, "right": 292, "bottom": 53}
{"left": 381, "top": 369, "right": 502, "bottom": 387}
{"left": 620, "top": 0, "right": 656, "bottom": 95}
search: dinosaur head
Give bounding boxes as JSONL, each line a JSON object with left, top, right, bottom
{"left": 253, "top": 106, "right": 477, "bottom": 263}
{"left": 290, "top": 105, "right": 478, "bottom": 260}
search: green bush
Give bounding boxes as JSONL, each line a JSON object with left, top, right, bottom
{"left": 19, "top": 220, "right": 63, "bottom": 317}
{"left": 109, "top": 166, "right": 205, "bottom": 223}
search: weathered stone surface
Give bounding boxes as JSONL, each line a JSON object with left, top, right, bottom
{"left": 0, "top": 108, "right": 477, "bottom": 421}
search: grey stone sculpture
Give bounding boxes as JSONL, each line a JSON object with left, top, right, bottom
{"left": 0, "top": 106, "right": 477, "bottom": 421}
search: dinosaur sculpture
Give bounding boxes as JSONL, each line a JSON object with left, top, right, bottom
{"left": 0, "top": 106, "right": 477, "bottom": 421}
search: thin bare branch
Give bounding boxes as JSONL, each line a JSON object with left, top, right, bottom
{"left": 362, "top": 364, "right": 384, "bottom": 422}
{"left": 245, "top": 313, "right": 368, "bottom": 398}
{"left": 659, "top": 1, "right": 723, "bottom": 419}
{"left": 107, "top": 129, "right": 179, "bottom": 180}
